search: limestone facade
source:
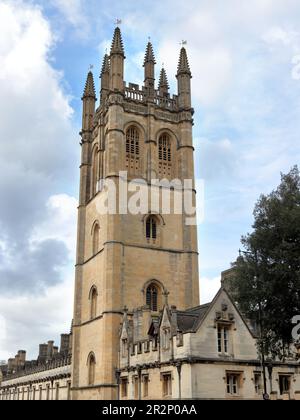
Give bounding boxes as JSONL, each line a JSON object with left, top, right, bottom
{"left": 71, "top": 27, "right": 198, "bottom": 400}
{"left": 118, "top": 288, "right": 300, "bottom": 400}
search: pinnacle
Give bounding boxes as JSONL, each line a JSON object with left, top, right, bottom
{"left": 143, "top": 41, "right": 156, "bottom": 66}
{"left": 110, "top": 26, "right": 125, "bottom": 56}
{"left": 159, "top": 67, "right": 169, "bottom": 90}
{"left": 101, "top": 54, "right": 110, "bottom": 75}
{"left": 177, "top": 47, "right": 191, "bottom": 76}
{"left": 83, "top": 71, "right": 96, "bottom": 98}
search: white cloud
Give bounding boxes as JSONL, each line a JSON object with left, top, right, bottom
{"left": 0, "top": 1, "right": 77, "bottom": 357}
{"left": 263, "top": 27, "right": 296, "bottom": 46}
{"left": 0, "top": 276, "right": 74, "bottom": 360}
{"left": 31, "top": 194, "right": 78, "bottom": 257}
{"left": 200, "top": 276, "right": 221, "bottom": 304}
{"left": 51, "top": 0, "right": 87, "bottom": 29}
{"left": 292, "top": 55, "right": 300, "bottom": 80}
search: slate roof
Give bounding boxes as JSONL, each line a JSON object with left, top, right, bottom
{"left": 177, "top": 303, "right": 211, "bottom": 332}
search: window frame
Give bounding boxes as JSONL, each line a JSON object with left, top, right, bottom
{"left": 146, "top": 284, "right": 158, "bottom": 312}
{"left": 226, "top": 372, "right": 242, "bottom": 397}
{"left": 89, "top": 286, "right": 98, "bottom": 320}
{"left": 279, "top": 374, "right": 291, "bottom": 395}
{"left": 146, "top": 216, "right": 157, "bottom": 241}
{"left": 217, "top": 324, "right": 230, "bottom": 354}
{"left": 126, "top": 126, "right": 140, "bottom": 174}
{"left": 88, "top": 353, "right": 96, "bottom": 386}
{"left": 92, "top": 223, "right": 100, "bottom": 256}
{"left": 254, "top": 372, "right": 263, "bottom": 395}
{"left": 158, "top": 133, "right": 172, "bottom": 178}
{"left": 161, "top": 373, "right": 172, "bottom": 397}
{"left": 143, "top": 375, "right": 149, "bottom": 398}
{"left": 120, "top": 377, "right": 128, "bottom": 398}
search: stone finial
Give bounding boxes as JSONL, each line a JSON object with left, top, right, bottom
{"left": 177, "top": 47, "right": 191, "bottom": 76}
{"left": 159, "top": 67, "right": 169, "bottom": 90}
{"left": 110, "top": 27, "right": 125, "bottom": 56}
{"left": 82, "top": 71, "right": 96, "bottom": 99}
{"left": 143, "top": 42, "right": 156, "bottom": 66}
{"left": 101, "top": 54, "right": 110, "bottom": 75}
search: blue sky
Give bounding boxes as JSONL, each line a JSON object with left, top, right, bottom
{"left": 0, "top": 0, "right": 300, "bottom": 360}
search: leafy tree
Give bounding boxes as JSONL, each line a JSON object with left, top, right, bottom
{"left": 229, "top": 166, "right": 300, "bottom": 360}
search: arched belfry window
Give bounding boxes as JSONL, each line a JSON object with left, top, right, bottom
{"left": 146, "top": 284, "right": 158, "bottom": 312}
{"left": 146, "top": 216, "right": 157, "bottom": 240}
{"left": 92, "top": 223, "right": 100, "bottom": 255}
{"left": 158, "top": 133, "right": 172, "bottom": 178}
{"left": 126, "top": 126, "right": 140, "bottom": 174}
{"left": 90, "top": 287, "right": 98, "bottom": 320}
{"left": 87, "top": 353, "right": 96, "bottom": 386}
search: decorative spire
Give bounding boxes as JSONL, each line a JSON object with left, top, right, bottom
{"left": 177, "top": 47, "right": 191, "bottom": 76}
{"left": 82, "top": 71, "right": 96, "bottom": 99}
{"left": 110, "top": 26, "right": 125, "bottom": 56}
{"left": 143, "top": 41, "right": 156, "bottom": 66}
{"left": 101, "top": 54, "right": 110, "bottom": 75}
{"left": 158, "top": 67, "right": 169, "bottom": 90}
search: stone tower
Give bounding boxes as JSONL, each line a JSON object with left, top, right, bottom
{"left": 71, "top": 27, "right": 199, "bottom": 400}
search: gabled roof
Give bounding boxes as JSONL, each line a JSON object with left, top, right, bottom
{"left": 193, "top": 287, "right": 257, "bottom": 338}
{"left": 146, "top": 288, "right": 257, "bottom": 339}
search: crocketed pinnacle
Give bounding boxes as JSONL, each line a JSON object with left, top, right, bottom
{"left": 83, "top": 71, "right": 96, "bottom": 98}
{"left": 177, "top": 47, "right": 191, "bottom": 76}
{"left": 101, "top": 54, "right": 110, "bottom": 75}
{"left": 159, "top": 67, "right": 169, "bottom": 89}
{"left": 143, "top": 41, "right": 156, "bottom": 65}
{"left": 110, "top": 26, "right": 125, "bottom": 56}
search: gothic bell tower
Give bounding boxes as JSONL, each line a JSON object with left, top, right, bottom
{"left": 71, "top": 27, "right": 199, "bottom": 400}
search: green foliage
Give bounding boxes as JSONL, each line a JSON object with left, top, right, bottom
{"left": 230, "top": 166, "right": 300, "bottom": 359}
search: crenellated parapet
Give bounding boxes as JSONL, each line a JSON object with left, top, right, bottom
{"left": 1, "top": 355, "right": 72, "bottom": 384}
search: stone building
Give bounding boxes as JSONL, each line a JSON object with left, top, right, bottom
{"left": 71, "top": 26, "right": 198, "bottom": 401}
{"left": 0, "top": 27, "right": 299, "bottom": 400}
{"left": 0, "top": 335, "right": 72, "bottom": 400}
{"left": 118, "top": 286, "right": 300, "bottom": 400}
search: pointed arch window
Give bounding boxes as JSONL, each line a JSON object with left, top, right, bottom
{"left": 91, "top": 147, "right": 99, "bottom": 197}
{"left": 146, "top": 284, "right": 158, "bottom": 312}
{"left": 92, "top": 223, "right": 100, "bottom": 255}
{"left": 158, "top": 133, "right": 172, "bottom": 178}
{"left": 146, "top": 216, "right": 157, "bottom": 240}
{"left": 126, "top": 126, "right": 140, "bottom": 173}
{"left": 88, "top": 353, "right": 96, "bottom": 386}
{"left": 90, "top": 287, "right": 98, "bottom": 320}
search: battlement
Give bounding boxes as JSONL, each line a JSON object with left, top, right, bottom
{"left": 1, "top": 355, "right": 71, "bottom": 383}
{"left": 124, "top": 83, "right": 179, "bottom": 111}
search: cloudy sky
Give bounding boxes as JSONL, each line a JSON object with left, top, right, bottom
{"left": 0, "top": 0, "right": 300, "bottom": 360}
